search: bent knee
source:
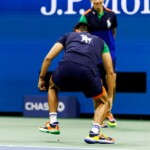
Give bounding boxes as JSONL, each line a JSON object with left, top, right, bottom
{"left": 93, "top": 87, "right": 108, "bottom": 104}
{"left": 49, "top": 77, "right": 60, "bottom": 91}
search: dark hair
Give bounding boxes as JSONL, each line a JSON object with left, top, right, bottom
{"left": 74, "top": 22, "right": 91, "bottom": 32}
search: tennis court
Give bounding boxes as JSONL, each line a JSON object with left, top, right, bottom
{"left": 0, "top": 117, "right": 150, "bottom": 150}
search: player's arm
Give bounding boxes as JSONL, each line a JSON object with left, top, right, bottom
{"left": 101, "top": 43, "right": 114, "bottom": 98}
{"left": 38, "top": 42, "right": 64, "bottom": 91}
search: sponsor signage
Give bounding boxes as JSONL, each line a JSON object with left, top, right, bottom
{"left": 40, "top": 0, "right": 150, "bottom": 15}
{"left": 24, "top": 95, "right": 79, "bottom": 118}
{"left": 1, "top": 0, "right": 150, "bottom": 115}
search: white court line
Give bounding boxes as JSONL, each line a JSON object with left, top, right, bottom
{"left": 0, "top": 145, "right": 136, "bottom": 150}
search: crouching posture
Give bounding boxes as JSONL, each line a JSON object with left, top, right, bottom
{"left": 38, "top": 22, "right": 115, "bottom": 144}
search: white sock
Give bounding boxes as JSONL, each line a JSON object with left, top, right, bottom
{"left": 91, "top": 123, "right": 100, "bottom": 134}
{"left": 49, "top": 112, "right": 57, "bottom": 124}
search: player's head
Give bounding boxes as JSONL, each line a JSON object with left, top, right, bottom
{"left": 90, "top": 0, "right": 104, "bottom": 3}
{"left": 74, "top": 22, "right": 91, "bottom": 32}
{"left": 90, "top": 0, "right": 104, "bottom": 8}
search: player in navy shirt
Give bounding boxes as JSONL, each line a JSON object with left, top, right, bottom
{"left": 79, "top": 0, "right": 118, "bottom": 127}
{"left": 38, "top": 22, "right": 115, "bottom": 144}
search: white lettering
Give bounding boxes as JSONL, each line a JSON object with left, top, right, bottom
{"left": 40, "top": 0, "right": 150, "bottom": 16}
{"left": 104, "top": 0, "right": 110, "bottom": 7}
{"left": 40, "top": 0, "right": 56, "bottom": 15}
{"left": 25, "top": 102, "right": 32, "bottom": 110}
{"left": 121, "top": 0, "right": 140, "bottom": 15}
{"left": 25, "top": 101, "right": 65, "bottom": 112}
{"left": 64, "top": 0, "right": 82, "bottom": 14}
{"left": 25, "top": 102, "right": 48, "bottom": 111}
{"left": 58, "top": 102, "right": 65, "bottom": 112}
{"left": 111, "top": 0, "right": 121, "bottom": 14}
{"left": 141, "top": 0, "right": 150, "bottom": 14}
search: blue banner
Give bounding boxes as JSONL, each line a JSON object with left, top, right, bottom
{"left": 23, "top": 95, "right": 79, "bottom": 118}
{"left": 0, "top": 0, "right": 150, "bottom": 115}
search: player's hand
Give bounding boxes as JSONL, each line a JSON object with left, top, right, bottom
{"left": 38, "top": 78, "right": 46, "bottom": 91}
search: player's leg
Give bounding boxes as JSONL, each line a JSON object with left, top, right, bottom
{"left": 96, "top": 64, "right": 109, "bottom": 127}
{"left": 38, "top": 77, "right": 60, "bottom": 134}
{"left": 84, "top": 90, "right": 115, "bottom": 144}
{"left": 99, "top": 62, "right": 117, "bottom": 127}
{"left": 93, "top": 90, "right": 108, "bottom": 125}
{"left": 106, "top": 65, "right": 117, "bottom": 127}
{"left": 83, "top": 73, "right": 115, "bottom": 144}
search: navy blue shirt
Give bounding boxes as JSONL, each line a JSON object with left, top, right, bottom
{"left": 57, "top": 31, "right": 105, "bottom": 73}
{"left": 80, "top": 7, "right": 118, "bottom": 61}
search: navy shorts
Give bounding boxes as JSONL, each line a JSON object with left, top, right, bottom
{"left": 52, "top": 61, "right": 103, "bottom": 98}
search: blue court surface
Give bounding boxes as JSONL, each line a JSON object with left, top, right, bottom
{"left": 0, "top": 117, "right": 150, "bottom": 150}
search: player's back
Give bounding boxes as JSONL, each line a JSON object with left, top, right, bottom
{"left": 59, "top": 32, "right": 104, "bottom": 72}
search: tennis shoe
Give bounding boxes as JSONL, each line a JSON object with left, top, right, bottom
{"left": 84, "top": 131, "right": 115, "bottom": 144}
{"left": 38, "top": 121, "right": 60, "bottom": 134}
{"left": 106, "top": 113, "right": 117, "bottom": 127}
